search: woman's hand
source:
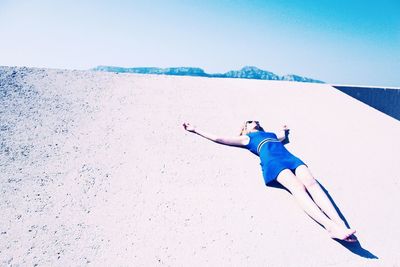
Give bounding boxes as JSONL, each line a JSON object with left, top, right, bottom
{"left": 183, "top": 122, "right": 196, "bottom": 133}
{"left": 282, "top": 125, "right": 289, "bottom": 131}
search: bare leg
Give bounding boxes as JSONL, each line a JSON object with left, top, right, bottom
{"left": 276, "top": 169, "right": 355, "bottom": 241}
{"left": 294, "top": 165, "right": 346, "bottom": 225}
{"left": 294, "top": 165, "right": 357, "bottom": 241}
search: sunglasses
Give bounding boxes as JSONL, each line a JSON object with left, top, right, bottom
{"left": 246, "top": 120, "right": 259, "bottom": 124}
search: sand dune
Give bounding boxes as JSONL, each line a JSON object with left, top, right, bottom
{"left": 1, "top": 66, "right": 399, "bottom": 266}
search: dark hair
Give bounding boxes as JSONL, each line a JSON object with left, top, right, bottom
{"left": 239, "top": 121, "right": 264, "bottom": 135}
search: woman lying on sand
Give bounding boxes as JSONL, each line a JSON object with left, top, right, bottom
{"left": 183, "top": 120, "right": 357, "bottom": 242}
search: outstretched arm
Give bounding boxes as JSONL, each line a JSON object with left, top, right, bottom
{"left": 183, "top": 122, "right": 249, "bottom": 147}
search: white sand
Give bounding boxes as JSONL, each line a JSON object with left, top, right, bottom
{"left": 1, "top": 66, "right": 399, "bottom": 266}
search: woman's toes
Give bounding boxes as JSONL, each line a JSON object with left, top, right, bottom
{"left": 345, "top": 235, "right": 358, "bottom": 242}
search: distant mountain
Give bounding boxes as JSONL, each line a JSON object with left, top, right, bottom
{"left": 92, "top": 66, "right": 209, "bottom": 77}
{"left": 214, "top": 66, "right": 280, "bottom": 80}
{"left": 92, "top": 65, "right": 324, "bottom": 83}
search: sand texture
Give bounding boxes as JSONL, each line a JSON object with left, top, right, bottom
{"left": 1, "top": 66, "right": 399, "bottom": 266}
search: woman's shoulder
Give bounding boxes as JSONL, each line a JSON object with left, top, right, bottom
{"left": 242, "top": 135, "right": 251, "bottom": 146}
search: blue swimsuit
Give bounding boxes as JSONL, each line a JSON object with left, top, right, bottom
{"left": 245, "top": 131, "right": 307, "bottom": 185}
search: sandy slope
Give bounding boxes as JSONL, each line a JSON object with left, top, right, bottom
{"left": 1, "top": 66, "right": 399, "bottom": 266}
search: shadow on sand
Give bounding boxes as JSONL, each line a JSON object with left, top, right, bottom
{"left": 267, "top": 179, "right": 378, "bottom": 259}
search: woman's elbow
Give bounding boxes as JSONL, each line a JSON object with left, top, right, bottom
{"left": 215, "top": 138, "right": 232, "bottom": 146}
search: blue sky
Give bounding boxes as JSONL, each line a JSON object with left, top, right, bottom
{"left": 0, "top": 0, "right": 399, "bottom": 86}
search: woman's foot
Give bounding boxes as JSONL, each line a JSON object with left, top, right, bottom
{"left": 333, "top": 221, "right": 358, "bottom": 242}
{"left": 326, "top": 222, "right": 356, "bottom": 242}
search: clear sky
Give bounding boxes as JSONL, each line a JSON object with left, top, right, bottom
{"left": 0, "top": 0, "right": 399, "bottom": 86}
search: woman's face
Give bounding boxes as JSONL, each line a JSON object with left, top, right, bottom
{"left": 246, "top": 120, "right": 261, "bottom": 131}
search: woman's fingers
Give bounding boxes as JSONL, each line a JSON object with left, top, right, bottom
{"left": 182, "top": 122, "right": 192, "bottom": 131}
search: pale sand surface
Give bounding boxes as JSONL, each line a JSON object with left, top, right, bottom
{"left": 1, "top": 66, "right": 399, "bottom": 266}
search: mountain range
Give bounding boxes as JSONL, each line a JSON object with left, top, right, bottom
{"left": 92, "top": 66, "right": 324, "bottom": 83}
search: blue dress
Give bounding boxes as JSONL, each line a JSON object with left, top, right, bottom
{"left": 245, "top": 131, "right": 307, "bottom": 185}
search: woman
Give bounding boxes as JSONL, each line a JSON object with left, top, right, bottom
{"left": 182, "top": 120, "right": 357, "bottom": 242}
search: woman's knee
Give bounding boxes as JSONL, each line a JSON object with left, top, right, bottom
{"left": 290, "top": 179, "right": 307, "bottom": 193}
{"left": 295, "top": 165, "right": 318, "bottom": 189}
